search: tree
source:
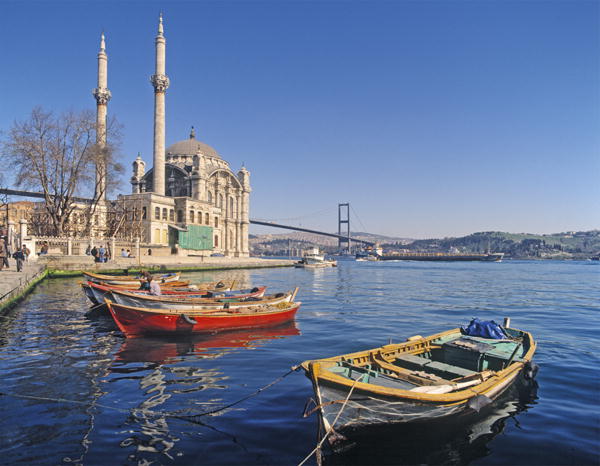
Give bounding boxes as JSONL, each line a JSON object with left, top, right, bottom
{"left": 1, "top": 107, "right": 123, "bottom": 236}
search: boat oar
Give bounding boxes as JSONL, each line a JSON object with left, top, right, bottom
{"left": 410, "top": 371, "right": 493, "bottom": 394}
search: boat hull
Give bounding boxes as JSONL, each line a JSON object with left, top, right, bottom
{"left": 106, "top": 301, "right": 301, "bottom": 337}
{"left": 312, "top": 365, "right": 523, "bottom": 438}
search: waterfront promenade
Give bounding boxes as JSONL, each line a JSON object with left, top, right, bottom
{"left": 0, "top": 256, "right": 294, "bottom": 312}
{"left": 37, "top": 255, "right": 295, "bottom": 274}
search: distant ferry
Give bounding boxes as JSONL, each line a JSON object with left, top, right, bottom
{"left": 379, "top": 252, "right": 504, "bottom": 262}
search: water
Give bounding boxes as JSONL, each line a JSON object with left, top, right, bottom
{"left": 0, "top": 260, "right": 598, "bottom": 465}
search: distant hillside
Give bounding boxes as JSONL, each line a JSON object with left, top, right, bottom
{"left": 251, "top": 229, "right": 600, "bottom": 259}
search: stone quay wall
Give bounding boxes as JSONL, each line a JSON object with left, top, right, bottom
{"left": 0, "top": 262, "right": 47, "bottom": 314}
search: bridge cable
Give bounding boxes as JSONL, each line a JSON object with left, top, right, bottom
{"left": 349, "top": 204, "right": 368, "bottom": 235}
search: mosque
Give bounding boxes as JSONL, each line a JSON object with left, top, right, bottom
{"left": 93, "top": 15, "right": 250, "bottom": 257}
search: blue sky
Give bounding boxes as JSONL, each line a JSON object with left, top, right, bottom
{"left": 1, "top": 0, "right": 598, "bottom": 238}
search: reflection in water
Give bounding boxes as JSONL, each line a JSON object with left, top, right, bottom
{"left": 114, "top": 322, "right": 300, "bottom": 364}
{"left": 325, "top": 380, "right": 539, "bottom": 466}
{"left": 109, "top": 322, "right": 300, "bottom": 463}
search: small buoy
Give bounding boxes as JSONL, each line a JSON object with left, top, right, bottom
{"left": 466, "top": 394, "right": 492, "bottom": 412}
{"left": 523, "top": 361, "right": 539, "bottom": 380}
{"left": 181, "top": 314, "right": 197, "bottom": 325}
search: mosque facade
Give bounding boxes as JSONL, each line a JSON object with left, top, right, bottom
{"left": 94, "top": 16, "right": 250, "bottom": 257}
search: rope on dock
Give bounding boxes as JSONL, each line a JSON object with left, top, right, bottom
{"left": 297, "top": 373, "right": 365, "bottom": 466}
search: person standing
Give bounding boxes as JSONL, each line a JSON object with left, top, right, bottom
{"left": 13, "top": 247, "right": 25, "bottom": 272}
{"left": 98, "top": 245, "right": 106, "bottom": 263}
{"left": 0, "top": 238, "right": 5, "bottom": 271}
{"left": 1, "top": 236, "right": 10, "bottom": 269}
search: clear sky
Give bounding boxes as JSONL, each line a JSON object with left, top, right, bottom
{"left": 1, "top": 0, "right": 598, "bottom": 238}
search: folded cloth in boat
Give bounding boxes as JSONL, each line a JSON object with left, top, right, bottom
{"left": 461, "top": 318, "right": 507, "bottom": 340}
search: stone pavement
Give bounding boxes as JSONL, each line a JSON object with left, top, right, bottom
{"left": 0, "top": 261, "right": 46, "bottom": 312}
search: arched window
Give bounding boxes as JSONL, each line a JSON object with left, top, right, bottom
{"left": 219, "top": 194, "right": 224, "bottom": 208}
{"left": 214, "top": 235, "right": 219, "bottom": 247}
{"left": 205, "top": 213, "right": 209, "bottom": 224}
{"left": 229, "top": 197, "right": 234, "bottom": 218}
{"left": 169, "top": 209, "right": 174, "bottom": 222}
{"left": 229, "top": 230, "right": 234, "bottom": 248}
{"left": 162, "top": 208, "right": 167, "bottom": 220}
{"left": 142, "top": 207, "right": 147, "bottom": 219}
{"left": 154, "top": 207, "right": 160, "bottom": 220}
{"left": 214, "top": 216, "right": 219, "bottom": 228}
{"left": 207, "top": 191, "right": 213, "bottom": 204}
{"left": 198, "top": 211, "right": 202, "bottom": 224}
{"left": 190, "top": 210, "right": 195, "bottom": 223}
{"left": 177, "top": 210, "right": 184, "bottom": 222}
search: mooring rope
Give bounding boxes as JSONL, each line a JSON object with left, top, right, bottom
{"left": 0, "top": 365, "right": 302, "bottom": 423}
{"left": 175, "top": 365, "right": 301, "bottom": 419}
{"left": 297, "top": 373, "right": 365, "bottom": 466}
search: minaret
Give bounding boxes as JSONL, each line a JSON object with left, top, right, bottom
{"left": 92, "top": 32, "right": 111, "bottom": 201}
{"left": 150, "top": 14, "right": 169, "bottom": 196}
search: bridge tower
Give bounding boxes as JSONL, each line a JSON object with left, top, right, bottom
{"left": 338, "top": 203, "right": 351, "bottom": 253}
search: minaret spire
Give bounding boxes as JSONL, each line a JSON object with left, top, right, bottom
{"left": 93, "top": 31, "right": 111, "bottom": 201}
{"left": 150, "top": 13, "right": 169, "bottom": 196}
{"left": 158, "top": 12, "right": 164, "bottom": 36}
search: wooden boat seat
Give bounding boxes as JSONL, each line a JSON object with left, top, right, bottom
{"left": 395, "top": 353, "right": 431, "bottom": 369}
{"left": 425, "top": 361, "right": 476, "bottom": 379}
{"left": 395, "top": 352, "right": 477, "bottom": 379}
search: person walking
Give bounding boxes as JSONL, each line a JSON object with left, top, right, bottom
{"left": 13, "top": 246, "right": 26, "bottom": 272}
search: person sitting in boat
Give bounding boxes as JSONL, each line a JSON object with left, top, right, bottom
{"left": 147, "top": 275, "right": 162, "bottom": 296}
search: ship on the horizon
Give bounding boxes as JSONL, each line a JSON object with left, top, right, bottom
{"left": 378, "top": 252, "right": 504, "bottom": 262}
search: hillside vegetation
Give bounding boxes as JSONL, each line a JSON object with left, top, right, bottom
{"left": 383, "top": 230, "right": 600, "bottom": 259}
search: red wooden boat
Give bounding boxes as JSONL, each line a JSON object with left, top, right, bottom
{"left": 105, "top": 299, "right": 301, "bottom": 337}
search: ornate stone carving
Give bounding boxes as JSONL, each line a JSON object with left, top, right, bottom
{"left": 150, "top": 74, "right": 170, "bottom": 92}
{"left": 92, "top": 87, "right": 112, "bottom": 104}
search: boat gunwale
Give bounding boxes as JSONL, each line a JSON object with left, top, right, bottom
{"left": 104, "top": 298, "right": 302, "bottom": 318}
{"left": 107, "top": 288, "right": 295, "bottom": 310}
{"left": 301, "top": 327, "right": 536, "bottom": 404}
{"left": 83, "top": 271, "right": 180, "bottom": 282}
{"left": 105, "top": 285, "right": 273, "bottom": 304}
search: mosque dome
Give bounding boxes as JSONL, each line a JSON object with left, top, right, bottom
{"left": 166, "top": 127, "right": 220, "bottom": 159}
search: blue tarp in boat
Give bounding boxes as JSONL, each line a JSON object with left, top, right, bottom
{"left": 461, "top": 318, "right": 507, "bottom": 339}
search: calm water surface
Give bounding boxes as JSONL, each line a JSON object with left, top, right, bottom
{"left": 0, "top": 260, "right": 598, "bottom": 465}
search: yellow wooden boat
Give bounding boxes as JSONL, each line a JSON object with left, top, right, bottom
{"left": 301, "top": 323, "right": 537, "bottom": 445}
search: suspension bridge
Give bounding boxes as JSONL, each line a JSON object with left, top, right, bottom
{"left": 1, "top": 188, "right": 372, "bottom": 249}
